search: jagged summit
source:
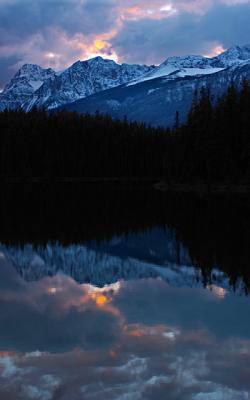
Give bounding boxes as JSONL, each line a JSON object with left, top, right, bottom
{"left": 14, "top": 63, "right": 55, "bottom": 79}
{"left": 23, "top": 57, "right": 153, "bottom": 111}
{"left": 160, "top": 45, "right": 250, "bottom": 69}
{"left": 0, "top": 56, "right": 153, "bottom": 111}
{"left": 162, "top": 54, "right": 210, "bottom": 69}
{"left": 218, "top": 44, "right": 250, "bottom": 63}
{"left": 0, "top": 63, "right": 55, "bottom": 111}
{"left": 162, "top": 45, "right": 250, "bottom": 65}
{"left": 1, "top": 44, "right": 250, "bottom": 113}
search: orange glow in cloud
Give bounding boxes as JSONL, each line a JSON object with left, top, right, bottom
{"left": 80, "top": 30, "right": 119, "bottom": 62}
{"left": 124, "top": 6, "right": 141, "bottom": 16}
{"left": 36, "top": 2, "right": 229, "bottom": 72}
{"left": 39, "top": 28, "right": 120, "bottom": 71}
{"left": 205, "top": 45, "right": 226, "bottom": 57}
{"left": 121, "top": 3, "right": 177, "bottom": 20}
{"left": 94, "top": 40, "right": 106, "bottom": 50}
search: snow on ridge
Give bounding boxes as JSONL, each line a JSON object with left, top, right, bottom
{"left": 28, "top": 80, "right": 44, "bottom": 91}
{"left": 127, "top": 66, "right": 224, "bottom": 86}
{"left": 1, "top": 45, "right": 250, "bottom": 112}
{"left": 0, "top": 243, "right": 245, "bottom": 293}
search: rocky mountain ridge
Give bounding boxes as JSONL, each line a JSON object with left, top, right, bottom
{"left": 1, "top": 45, "right": 250, "bottom": 126}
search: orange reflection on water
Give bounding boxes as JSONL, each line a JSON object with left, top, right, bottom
{"left": 0, "top": 351, "right": 13, "bottom": 357}
{"left": 92, "top": 293, "right": 109, "bottom": 306}
{"left": 128, "top": 328, "right": 145, "bottom": 338}
{"left": 109, "top": 349, "right": 118, "bottom": 358}
{"left": 209, "top": 285, "right": 227, "bottom": 299}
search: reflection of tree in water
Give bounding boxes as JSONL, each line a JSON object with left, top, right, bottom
{"left": 1, "top": 183, "right": 250, "bottom": 292}
{"left": 165, "top": 194, "right": 250, "bottom": 293}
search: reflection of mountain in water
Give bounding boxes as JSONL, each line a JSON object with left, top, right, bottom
{"left": 1, "top": 183, "right": 250, "bottom": 292}
{"left": 0, "top": 236, "right": 244, "bottom": 293}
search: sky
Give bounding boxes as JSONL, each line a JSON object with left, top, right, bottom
{"left": 1, "top": 0, "right": 250, "bottom": 89}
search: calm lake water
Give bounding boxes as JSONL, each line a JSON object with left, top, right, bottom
{"left": 0, "top": 184, "right": 250, "bottom": 400}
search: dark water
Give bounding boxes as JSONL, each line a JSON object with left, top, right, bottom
{"left": 0, "top": 184, "right": 250, "bottom": 400}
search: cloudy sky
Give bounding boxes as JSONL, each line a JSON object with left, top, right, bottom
{"left": 1, "top": 0, "right": 250, "bottom": 88}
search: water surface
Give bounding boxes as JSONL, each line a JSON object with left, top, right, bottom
{"left": 0, "top": 184, "right": 249, "bottom": 400}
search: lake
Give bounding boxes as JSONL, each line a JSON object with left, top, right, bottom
{"left": 0, "top": 184, "right": 250, "bottom": 400}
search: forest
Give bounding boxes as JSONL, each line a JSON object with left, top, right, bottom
{"left": 0, "top": 80, "right": 250, "bottom": 183}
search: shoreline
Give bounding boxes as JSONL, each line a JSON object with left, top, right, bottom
{"left": 154, "top": 181, "right": 250, "bottom": 194}
{"left": 1, "top": 177, "right": 250, "bottom": 194}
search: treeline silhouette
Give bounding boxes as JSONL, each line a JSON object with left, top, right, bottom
{"left": 1, "top": 80, "right": 250, "bottom": 183}
{"left": 1, "top": 184, "right": 250, "bottom": 293}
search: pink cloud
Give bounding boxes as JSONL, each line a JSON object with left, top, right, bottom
{"left": 1, "top": 0, "right": 250, "bottom": 85}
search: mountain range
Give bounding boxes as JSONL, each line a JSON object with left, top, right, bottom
{"left": 1, "top": 45, "right": 250, "bottom": 126}
{"left": 0, "top": 235, "right": 241, "bottom": 292}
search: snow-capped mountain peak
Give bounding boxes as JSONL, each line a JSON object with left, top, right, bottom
{"left": 23, "top": 56, "right": 154, "bottom": 111}
{"left": 127, "top": 54, "right": 223, "bottom": 86}
{"left": 0, "top": 64, "right": 56, "bottom": 111}
{"left": 14, "top": 63, "right": 55, "bottom": 80}
{"left": 211, "top": 44, "right": 250, "bottom": 68}
{"left": 161, "top": 54, "right": 211, "bottom": 69}
{"left": 218, "top": 44, "right": 250, "bottom": 63}
{"left": 1, "top": 45, "right": 250, "bottom": 113}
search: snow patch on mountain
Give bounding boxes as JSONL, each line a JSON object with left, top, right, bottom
{"left": 127, "top": 45, "right": 250, "bottom": 86}
{"left": 23, "top": 57, "right": 154, "bottom": 111}
{"left": 0, "top": 64, "right": 55, "bottom": 111}
{"left": 1, "top": 45, "right": 250, "bottom": 113}
{"left": 28, "top": 80, "right": 44, "bottom": 91}
{"left": 128, "top": 66, "right": 224, "bottom": 86}
{"left": 214, "top": 44, "right": 250, "bottom": 67}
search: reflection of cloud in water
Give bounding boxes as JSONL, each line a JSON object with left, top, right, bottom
{"left": 207, "top": 284, "right": 227, "bottom": 299}
{"left": 0, "top": 258, "right": 250, "bottom": 399}
{"left": 1, "top": 335, "right": 250, "bottom": 400}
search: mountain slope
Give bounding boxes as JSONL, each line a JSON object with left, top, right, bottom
{"left": 0, "top": 58, "right": 154, "bottom": 112}
{"left": 1, "top": 45, "right": 250, "bottom": 123}
{"left": 60, "top": 62, "right": 250, "bottom": 127}
{"left": 24, "top": 57, "right": 154, "bottom": 111}
{"left": 0, "top": 64, "right": 56, "bottom": 111}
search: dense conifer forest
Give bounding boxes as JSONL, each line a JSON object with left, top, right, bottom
{"left": 0, "top": 80, "right": 250, "bottom": 183}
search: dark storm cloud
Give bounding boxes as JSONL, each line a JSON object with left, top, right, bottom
{"left": 201, "top": 2, "right": 250, "bottom": 46}
{"left": 1, "top": 0, "right": 250, "bottom": 86}
{"left": 0, "top": 0, "right": 117, "bottom": 38}
{"left": 111, "top": 2, "right": 250, "bottom": 64}
{"left": 0, "top": 55, "right": 21, "bottom": 89}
